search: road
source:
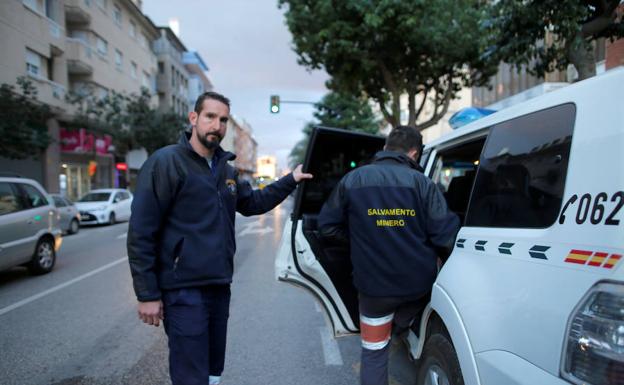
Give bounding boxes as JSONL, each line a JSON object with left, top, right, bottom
{"left": 0, "top": 199, "right": 417, "bottom": 385}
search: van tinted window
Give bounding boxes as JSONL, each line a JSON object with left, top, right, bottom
{"left": 466, "top": 103, "right": 576, "bottom": 228}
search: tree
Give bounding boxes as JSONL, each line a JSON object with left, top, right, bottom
{"left": 66, "top": 87, "right": 187, "bottom": 156}
{"left": 279, "top": 0, "right": 497, "bottom": 129}
{"left": 289, "top": 91, "right": 381, "bottom": 166}
{"left": 489, "top": 1, "right": 624, "bottom": 81}
{"left": 0, "top": 77, "right": 54, "bottom": 159}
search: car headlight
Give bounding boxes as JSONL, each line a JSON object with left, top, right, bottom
{"left": 562, "top": 281, "right": 624, "bottom": 385}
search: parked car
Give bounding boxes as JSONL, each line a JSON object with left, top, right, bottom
{"left": 0, "top": 176, "right": 62, "bottom": 274}
{"left": 75, "top": 188, "right": 133, "bottom": 225}
{"left": 50, "top": 194, "right": 80, "bottom": 235}
{"left": 275, "top": 68, "right": 624, "bottom": 385}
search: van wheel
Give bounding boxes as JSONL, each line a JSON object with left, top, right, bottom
{"left": 28, "top": 238, "right": 56, "bottom": 275}
{"left": 108, "top": 212, "right": 116, "bottom": 225}
{"left": 417, "top": 334, "right": 464, "bottom": 385}
{"left": 69, "top": 219, "right": 79, "bottom": 234}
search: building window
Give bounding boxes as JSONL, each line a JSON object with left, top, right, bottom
{"left": 96, "top": 36, "right": 108, "bottom": 56}
{"left": 131, "top": 61, "right": 137, "bottom": 78}
{"left": 95, "top": 0, "right": 107, "bottom": 11}
{"left": 23, "top": 0, "right": 44, "bottom": 13}
{"left": 84, "top": 0, "right": 91, "bottom": 6}
{"left": 465, "top": 103, "right": 576, "bottom": 229}
{"left": 25, "top": 48, "right": 42, "bottom": 77}
{"left": 113, "top": 4, "right": 122, "bottom": 25}
{"left": 129, "top": 20, "right": 136, "bottom": 38}
{"left": 158, "top": 61, "right": 164, "bottom": 74}
{"left": 139, "top": 33, "right": 147, "bottom": 48}
{"left": 97, "top": 85, "right": 108, "bottom": 99}
{"left": 115, "top": 49, "right": 122, "bottom": 69}
{"left": 142, "top": 71, "right": 150, "bottom": 89}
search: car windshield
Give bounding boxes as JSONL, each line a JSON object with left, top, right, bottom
{"left": 79, "top": 192, "right": 111, "bottom": 202}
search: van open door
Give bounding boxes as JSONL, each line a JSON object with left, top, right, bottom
{"left": 275, "top": 127, "right": 385, "bottom": 337}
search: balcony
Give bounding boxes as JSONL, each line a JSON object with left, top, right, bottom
{"left": 156, "top": 73, "right": 168, "bottom": 93}
{"left": 64, "top": 0, "right": 91, "bottom": 26}
{"left": 66, "top": 38, "right": 94, "bottom": 76}
{"left": 27, "top": 74, "right": 67, "bottom": 110}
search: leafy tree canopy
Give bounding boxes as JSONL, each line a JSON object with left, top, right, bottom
{"left": 66, "top": 87, "right": 187, "bottom": 155}
{"left": 489, "top": 0, "right": 624, "bottom": 80}
{"left": 289, "top": 91, "right": 381, "bottom": 167}
{"left": 280, "top": 0, "right": 497, "bottom": 129}
{"left": 0, "top": 77, "right": 54, "bottom": 159}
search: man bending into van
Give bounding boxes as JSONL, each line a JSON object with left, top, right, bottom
{"left": 318, "top": 125, "right": 460, "bottom": 385}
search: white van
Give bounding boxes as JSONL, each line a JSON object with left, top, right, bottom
{"left": 275, "top": 68, "right": 623, "bottom": 385}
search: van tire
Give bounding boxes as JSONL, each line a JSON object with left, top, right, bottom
{"left": 417, "top": 333, "right": 464, "bottom": 385}
{"left": 28, "top": 238, "right": 56, "bottom": 275}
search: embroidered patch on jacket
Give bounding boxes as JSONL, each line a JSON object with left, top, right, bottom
{"left": 225, "top": 179, "right": 237, "bottom": 195}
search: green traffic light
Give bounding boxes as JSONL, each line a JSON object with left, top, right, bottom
{"left": 350, "top": 161, "right": 356, "bottom": 168}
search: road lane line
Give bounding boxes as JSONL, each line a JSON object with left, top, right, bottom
{"left": 0, "top": 256, "right": 128, "bottom": 317}
{"left": 319, "top": 326, "right": 343, "bottom": 366}
{"left": 117, "top": 232, "right": 127, "bottom": 239}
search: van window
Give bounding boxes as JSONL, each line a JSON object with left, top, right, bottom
{"left": 53, "top": 196, "right": 67, "bottom": 207}
{"left": 19, "top": 184, "right": 48, "bottom": 209}
{"left": 431, "top": 138, "right": 486, "bottom": 223}
{"left": 0, "top": 182, "right": 23, "bottom": 215}
{"left": 466, "top": 103, "right": 576, "bottom": 228}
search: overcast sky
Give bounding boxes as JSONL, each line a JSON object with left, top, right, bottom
{"left": 143, "top": 0, "right": 329, "bottom": 171}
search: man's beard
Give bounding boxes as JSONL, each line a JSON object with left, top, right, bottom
{"left": 198, "top": 132, "right": 222, "bottom": 150}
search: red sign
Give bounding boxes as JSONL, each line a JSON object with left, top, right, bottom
{"left": 115, "top": 162, "right": 128, "bottom": 171}
{"left": 60, "top": 128, "right": 112, "bottom": 154}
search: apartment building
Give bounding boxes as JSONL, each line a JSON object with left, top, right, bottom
{"left": 231, "top": 116, "right": 257, "bottom": 182}
{"left": 1, "top": 0, "right": 170, "bottom": 198}
{"left": 154, "top": 27, "right": 189, "bottom": 116}
{"left": 183, "top": 51, "right": 213, "bottom": 109}
{"left": 0, "top": 0, "right": 68, "bottom": 191}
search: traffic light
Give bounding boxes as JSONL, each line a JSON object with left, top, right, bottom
{"left": 270, "top": 95, "right": 280, "bottom": 113}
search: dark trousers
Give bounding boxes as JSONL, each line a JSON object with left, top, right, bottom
{"left": 359, "top": 293, "right": 427, "bottom": 385}
{"left": 162, "top": 285, "right": 231, "bottom": 385}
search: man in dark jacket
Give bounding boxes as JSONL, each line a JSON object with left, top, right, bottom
{"left": 318, "top": 125, "right": 459, "bottom": 385}
{"left": 127, "top": 91, "right": 312, "bottom": 385}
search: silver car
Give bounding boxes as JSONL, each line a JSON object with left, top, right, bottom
{"left": 51, "top": 194, "right": 80, "bottom": 235}
{"left": 0, "top": 176, "right": 62, "bottom": 274}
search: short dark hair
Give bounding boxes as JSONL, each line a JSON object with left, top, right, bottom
{"left": 385, "top": 125, "right": 423, "bottom": 154}
{"left": 194, "top": 91, "right": 231, "bottom": 114}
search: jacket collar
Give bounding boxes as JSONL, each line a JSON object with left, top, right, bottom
{"left": 373, "top": 150, "right": 423, "bottom": 172}
{"left": 179, "top": 130, "right": 236, "bottom": 162}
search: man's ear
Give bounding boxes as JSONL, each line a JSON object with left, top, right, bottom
{"left": 407, "top": 148, "right": 419, "bottom": 161}
{"left": 188, "top": 111, "right": 198, "bottom": 126}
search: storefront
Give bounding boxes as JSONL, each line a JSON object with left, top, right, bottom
{"left": 59, "top": 128, "right": 114, "bottom": 201}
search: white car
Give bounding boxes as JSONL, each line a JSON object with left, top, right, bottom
{"left": 275, "top": 68, "right": 623, "bottom": 385}
{"left": 75, "top": 188, "right": 133, "bottom": 225}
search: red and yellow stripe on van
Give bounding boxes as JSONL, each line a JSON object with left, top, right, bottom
{"left": 564, "top": 250, "right": 592, "bottom": 264}
{"left": 564, "top": 249, "right": 622, "bottom": 269}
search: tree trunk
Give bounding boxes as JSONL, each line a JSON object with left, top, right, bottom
{"left": 407, "top": 91, "right": 416, "bottom": 127}
{"left": 566, "top": 32, "right": 596, "bottom": 81}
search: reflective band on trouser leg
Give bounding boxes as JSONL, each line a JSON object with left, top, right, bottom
{"left": 360, "top": 313, "right": 394, "bottom": 350}
{"left": 209, "top": 375, "right": 221, "bottom": 384}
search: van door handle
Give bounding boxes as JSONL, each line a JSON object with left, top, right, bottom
{"left": 26, "top": 220, "right": 33, "bottom": 224}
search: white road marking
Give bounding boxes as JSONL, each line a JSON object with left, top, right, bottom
{"left": 116, "top": 232, "right": 127, "bottom": 239}
{"left": 0, "top": 257, "right": 128, "bottom": 317}
{"left": 319, "top": 326, "right": 343, "bottom": 366}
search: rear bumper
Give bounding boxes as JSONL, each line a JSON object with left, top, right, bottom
{"left": 476, "top": 350, "right": 570, "bottom": 385}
